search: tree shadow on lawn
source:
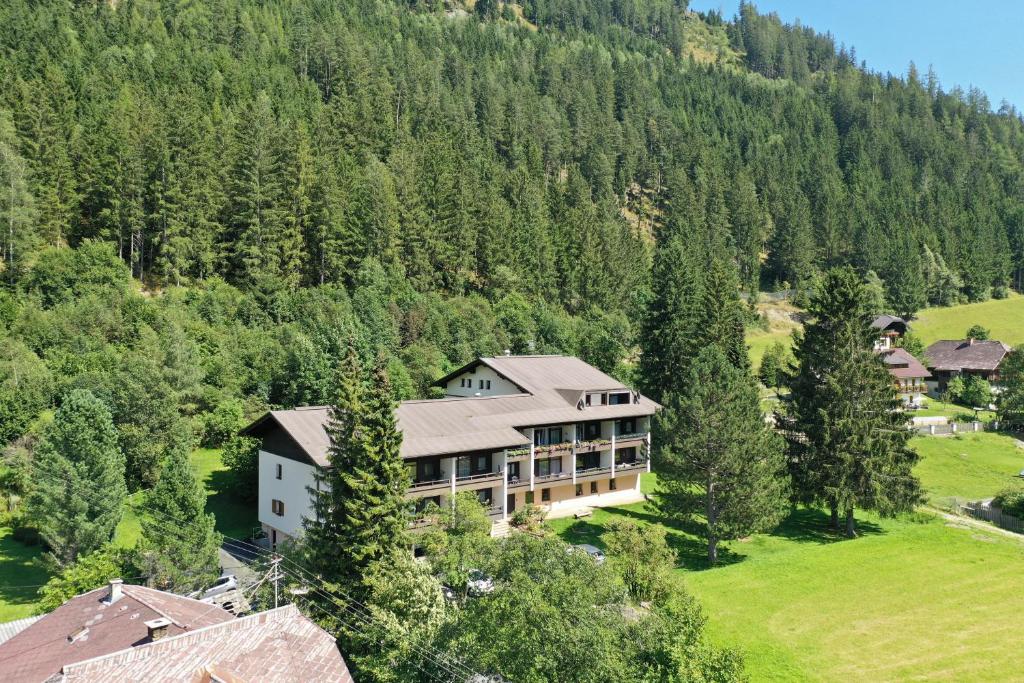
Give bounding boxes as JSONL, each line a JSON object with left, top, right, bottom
{"left": 205, "top": 469, "right": 258, "bottom": 540}
{"left": 0, "top": 532, "right": 50, "bottom": 612}
{"left": 552, "top": 503, "right": 886, "bottom": 572}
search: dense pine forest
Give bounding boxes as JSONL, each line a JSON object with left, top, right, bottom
{"left": 2, "top": 0, "right": 1024, "bottom": 487}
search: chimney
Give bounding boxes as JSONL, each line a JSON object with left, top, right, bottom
{"left": 144, "top": 617, "right": 172, "bottom": 641}
{"left": 105, "top": 578, "right": 123, "bottom": 605}
{"left": 67, "top": 626, "right": 89, "bottom": 643}
{"left": 504, "top": 349, "right": 511, "bottom": 356}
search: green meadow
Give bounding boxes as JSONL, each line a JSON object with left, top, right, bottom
{"left": 551, "top": 432, "right": 1024, "bottom": 682}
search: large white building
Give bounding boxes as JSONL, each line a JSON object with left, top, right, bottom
{"left": 242, "top": 355, "right": 659, "bottom": 545}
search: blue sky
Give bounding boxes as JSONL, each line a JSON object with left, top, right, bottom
{"left": 688, "top": 0, "right": 1022, "bottom": 111}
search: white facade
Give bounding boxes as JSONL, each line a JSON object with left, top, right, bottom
{"left": 258, "top": 450, "right": 318, "bottom": 544}
{"left": 444, "top": 365, "right": 522, "bottom": 397}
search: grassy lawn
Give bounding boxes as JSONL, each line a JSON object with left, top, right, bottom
{"left": 747, "top": 329, "right": 793, "bottom": 368}
{"left": 912, "top": 398, "right": 996, "bottom": 422}
{"left": 912, "top": 433, "right": 1024, "bottom": 507}
{"left": 747, "top": 292, "right": 1024, "bottom": 369}
{"left": 191, "top": 448, "right": 258, "bottom": 540}
{"left": 1, "top": 448, "right": 256, "bottom": 622}
{"left": 0, "top": 527, "right": 51, "bottom": 621}
{"left": 551, "top": 463, "right": 1024, "bottom": 681}
{"left": 911, "top": 293, "right": 1024, "bottom": 346}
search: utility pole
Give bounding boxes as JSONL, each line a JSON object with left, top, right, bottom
{"left": 271, "top": 555, "right": 282, "bottom": 609}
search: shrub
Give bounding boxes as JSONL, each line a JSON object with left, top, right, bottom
{"left": 510, "top": 504, "right": 547, "bottom": 531}
{"left": 993, "top": 487, "right": 1024, "bottom": 518}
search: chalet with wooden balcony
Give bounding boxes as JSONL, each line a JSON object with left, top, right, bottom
{"left": 243, "top": 355, "right": 659, "bottom": 546}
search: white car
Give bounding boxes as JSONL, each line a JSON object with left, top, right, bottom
{"left": 467, "top": 569, "right": 495, "bottom": 596}
{"left": 573, "top": 544, "right": 606, "bottom": 565}
{"left": 190, "top": 574, "right": 237, "bottom": 600}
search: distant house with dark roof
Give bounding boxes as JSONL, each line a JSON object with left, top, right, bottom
{"left": 923, "top": 339, "right": 1011, "bottom": 395}
{"left": 243, "top": 355, "right": 659, "bottom": 545}
{"left": 871, "top": 314, "right": 908, "bottom": 351}
{"left": 0, "top": 581, "right": 351, "bottom": 683}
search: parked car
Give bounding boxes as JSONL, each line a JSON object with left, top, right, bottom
{"left": 466, "top": 569, "right": 495, "bottom": 596}
{"left": 572, "top": 544, "right": 606, "bottom": 565}
{"left": 189, "top": 574, "right": 237, "bottom": 600}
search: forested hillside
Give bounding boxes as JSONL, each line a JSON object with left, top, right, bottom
{"left": 2, "top": 0, "right": 1024, "bottom": 485}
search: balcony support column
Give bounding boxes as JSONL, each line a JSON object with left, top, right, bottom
{"left": 610, "top": 432, "right": 616, "bottom": 479}
{"left": 450, "top": 456, "right": 457, "bottom": 506}
{"left": 571, "top": 439, "right": 577, "bottom": 486}
{"left": 529, "top": 428, "right": 536, "bottom": 492}
{"left": 646, "top": 431, "right": 652, "bottom": 473}
{"left": 500, "top": 449, "right": 508, "bottom": 521}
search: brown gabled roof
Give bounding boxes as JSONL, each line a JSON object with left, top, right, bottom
{"left": 242, "top": 355, "right": 659, "bottom": 463}
{"left": 58, "top": 605, "right": 352, "bottom": 683}
{"left": 924, "top": 339, "right": 1011, "bottom": 372}
{"left": 0, "top": 583, "right": 233, "bottom": 683}
{"left": 879, "top": 347, "right": 930, "bottom": 379}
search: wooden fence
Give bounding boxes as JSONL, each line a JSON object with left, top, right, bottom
{"left": 956, "top": 501, "right": 1024, "bottom": 534}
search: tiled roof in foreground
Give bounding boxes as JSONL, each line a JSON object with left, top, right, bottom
{"left": 59, "top": 604, "right": 351, "bottom": 683}
{"left": 0, "top": 583, "right": 233, "bottom": 683}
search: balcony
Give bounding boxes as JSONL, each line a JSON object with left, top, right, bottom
{"left": 534, "top": 470, "right": 572, "bottom": 484}
{"left": 614, "top": 459, "right": 648, "bottom": 473}
{"left": 574, "top": 465, "right": 612, "bottom": 482}
{"left": 574, "top": 438, "right": 611, "bottom": 454}
{"left": 613, "top": 432, "right": 649, "bottom": 446}
{"left": 505, "top": 447, "right": 531, "bottom": 461}
{"left": 406, "top": 477, "right": 450, "bottom": 497}
{"left": 507, "top": 476, "right": 530, "bottom": 489}
{"left": 455, "top": 469, "right": 504, "bottom": 490}
{"left": 533, "top": 441, "right": 573, "bottom": 457}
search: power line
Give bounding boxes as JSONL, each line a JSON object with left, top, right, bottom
{"left": 26, "top": 465, "right": 484, "bottom": 682}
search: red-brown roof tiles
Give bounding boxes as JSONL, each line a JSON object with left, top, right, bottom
{"left": 0, "top": 583, "right": 233, "bottom": 683}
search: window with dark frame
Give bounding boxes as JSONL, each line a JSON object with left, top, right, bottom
{"left": 275, "top": 463, "right": 282, "bottom": 480}
{"left": 541, "top": 488, "right": 551, "bottom": 502}
{"left": 575, "top": 484, "right": 583, "bottom": 497}
{"left": 609, "top": 479, "right": 617, "bottom": 491}
{"left": 271, "top": 499, "right": 284, "bottom": 516}
{"left": 590, "top": 481, "right": 598, "bottom": 494}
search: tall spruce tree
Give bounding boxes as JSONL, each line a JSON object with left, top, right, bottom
{"left": 784, "top": 267, "right": 921, "bottom": 537}
{"left": 27, "top": 389, "right": 126, "bottom": 567}
{"left": 657, "top": 346, "right": 789, "bottom": 564}
{"left": 303, "top": 350, "right": 410, "bottom": 593}
{"left": 138, "top": 428, "right": 221, "bottom": 592}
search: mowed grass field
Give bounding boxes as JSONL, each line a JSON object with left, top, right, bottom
{"left": 746, "top": 291, "right": 1024, "bottom": 368}
{"left": 551, "top": 432, "right": 1024, "bottom": 682}
{"left": 912, "top": 293, "right": 1024, "bottom": 346}
{"left": 913, "top": 432, "right": 1024, "bottom": 506}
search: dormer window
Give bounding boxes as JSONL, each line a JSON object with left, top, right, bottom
{"left": 609, "top": 392, "right": 630, "bottom": 405}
